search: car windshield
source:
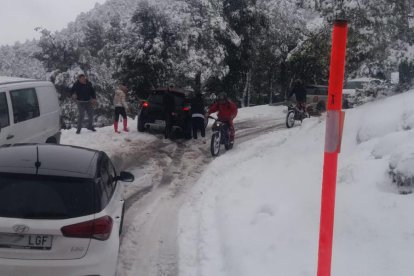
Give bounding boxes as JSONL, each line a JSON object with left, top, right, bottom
{"left": 0, "top": 174, "right": 95, "bottom": 220}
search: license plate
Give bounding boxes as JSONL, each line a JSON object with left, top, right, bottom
{"left": 0, "top": 233, "right": 53, "bottom": 250}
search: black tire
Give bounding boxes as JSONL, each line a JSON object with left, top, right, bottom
{"left": 119, "top": 203, "right": 125, "bottom": 236}
{"left": 286, "top": 110, "right": 295, "bottom": 128}
{"left": 137, "top": 115, "right": 146, "bottom": 132}
{"left": 164, "top": 126, "right": 171, "bottom": 139}
{"left": 184, "top": 119, "right": 192, "bottom": 140}
{"left": 210, "top": 132, "right": 221, "bottom": 156}
{"left": 225, "top": 141, "right": 233, "bottom": 150}
{"left": 224, "top": 132, "right": 232, "bottom": 150}
{"left": 45, "top": 137, "right": 57, "bottom": 144}
{"left": 316, "top": 101, "right": 326, "bottom": 113}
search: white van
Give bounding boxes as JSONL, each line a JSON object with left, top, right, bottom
{"left": 0, "top": 77, "right": 61, "bottom": 146}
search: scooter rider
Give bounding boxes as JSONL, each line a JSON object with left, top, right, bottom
{"left": 206, "top": 92, "right": 238, "bottom": 144}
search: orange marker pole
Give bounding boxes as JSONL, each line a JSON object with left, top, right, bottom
{"left": 317, "top": 20, "right": 348, "bottom": 276}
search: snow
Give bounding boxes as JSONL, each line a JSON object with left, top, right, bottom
{"left": 59, "top": 90, "right": 414, "bottom": 276}
{"left": 178, "top": 90, "right": 414, "bottom": 276}
{"left": 60, "top": 120, "right": 159, "bottom": 199}
{"left": 0, "top": 76, "right": 35, "bottom": 83}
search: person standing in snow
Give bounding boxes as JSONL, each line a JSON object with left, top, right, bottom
{"left": 163, "top": 85, "right": 176, "bottom": 138}
{"left": 190, "top": 92, "right": 206, "bottom": 142}
{"left": 71, "top": 74, "right": 97, "bottom": 134}
{"left": 206, "top": 92, "right": 238, "bottom": 144}
{"left": 113, "top": 83, "right": 130, "bottom": 133}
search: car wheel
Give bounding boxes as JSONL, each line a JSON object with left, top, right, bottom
{"left": 138, "top": 115, "right": 146, "bottom": 132}
{"left": 316, "top": 101, "right": 326, "bottom": 113}
{"left": 45, "top": 137, "right": 57, "bottom": 144}
{"left": 164, "top": 125, "right": 172, "bottom": 139}
{"left": 184, "top": 119, "right": 192, "bottom": 140}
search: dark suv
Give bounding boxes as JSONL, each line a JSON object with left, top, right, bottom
{"left": 137, "top": 87, "right": 192, "bottom": 139}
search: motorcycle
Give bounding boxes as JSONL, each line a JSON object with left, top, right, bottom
{"left": 285, "top": 103, "right": 310, "bottom": 128}
{"left": 208, "top": 116, "right": 233, "bottom": 156}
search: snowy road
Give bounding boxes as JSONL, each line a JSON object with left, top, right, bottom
{"left": 116, "top": 114, "right": 286, "bottom": 276}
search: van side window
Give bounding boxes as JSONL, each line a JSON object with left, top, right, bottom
{"left": 0, "top": 93, "right": 9, "bottom": 128}
{"left": 10, "top": 88, "right": 40, "bottom": 124}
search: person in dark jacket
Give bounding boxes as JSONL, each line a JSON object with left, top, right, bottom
{"left": 71, "top": 74, "right": 97, "bottom": 134}
{"left": 287, "top": 79, "right": 307, "bottom": 111}
{"left": 190, "top": 92, "right": 206, "bottom": 142}
{"left": 163, "top": 87, "right": 176, "bottom": 138}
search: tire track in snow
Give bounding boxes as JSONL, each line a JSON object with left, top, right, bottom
{"left": 116, "top": 117, "right": 286, "bottom": 276}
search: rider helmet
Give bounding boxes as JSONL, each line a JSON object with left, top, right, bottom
{"left": 293, "top": 79, "right": 303, "bottom": 86}
{"left": 217, "top": 92, "right": 227, "bottom": 102}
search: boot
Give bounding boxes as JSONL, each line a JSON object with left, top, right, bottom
{"left": 123, "top": 119, "right": 129, "bottom": 132}
{"left": 114, "top": 121, "right": 121, "bottom": 133}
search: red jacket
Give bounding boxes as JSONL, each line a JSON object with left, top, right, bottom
{"left": 208, "top": 100, "right": 238, "bottom": 122}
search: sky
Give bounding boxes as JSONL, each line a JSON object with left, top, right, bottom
{"left": 0, "top": 0, "right": 108, "bottom": 46}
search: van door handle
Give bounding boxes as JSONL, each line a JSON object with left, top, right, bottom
{"left": 6, "top": 134, "right": 14, "bottom": 140}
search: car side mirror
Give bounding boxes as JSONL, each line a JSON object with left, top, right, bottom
{"left": 116, "top": 171, "right": 135, "bottom": 182}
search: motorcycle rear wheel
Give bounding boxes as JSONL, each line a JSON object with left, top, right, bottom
{"left": 211, "top": 132, "right": 221, "bottom": 156}
{"left": 286, "top": 110, "right": 295, "bottom": 128}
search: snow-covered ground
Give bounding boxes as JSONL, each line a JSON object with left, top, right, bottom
{"left": 60, "top": 105, "right": 286, "bottom": 276}
{"left": 61, "top": 91, "right": 414, "bottom": 276}
{"left": 178, "top": 90, "right": 414, "bottom": 276}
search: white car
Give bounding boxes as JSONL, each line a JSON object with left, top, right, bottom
{"left": 0, "top": 144, "right": 134, "bottom": 276}
{"left": 0, "top": 77, "right": 61, "bottom": 146}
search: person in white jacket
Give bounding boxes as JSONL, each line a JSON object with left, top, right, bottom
{"left": 113, "top": 83, "right": 130, "bottom": 133}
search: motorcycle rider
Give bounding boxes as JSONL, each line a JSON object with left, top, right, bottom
{"left": 206, "top": 92, "right": 238, "bottom": 144}
{"left": 287, "top": 79, "right": 307, "bottom": 113}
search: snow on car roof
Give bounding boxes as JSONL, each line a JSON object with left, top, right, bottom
{"left": 0, "top": 76, "right": 44, "bottom": 85}
{"left": 346, "top": 77, "right": 379, "bottom": 82}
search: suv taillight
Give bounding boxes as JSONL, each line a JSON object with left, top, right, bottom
{"left": 61, "top": 216, "right": 113, "bottom": 241}
{"left": 142, "top": 101, "right": 149, "bottom": 108}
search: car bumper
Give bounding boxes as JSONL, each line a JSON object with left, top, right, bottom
{"left": 0, "top": 239, "right": 118, "bottom": 276}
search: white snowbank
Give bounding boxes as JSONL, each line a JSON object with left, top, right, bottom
{"left": 178, "top": 90, "right": 414, "bottom": 276}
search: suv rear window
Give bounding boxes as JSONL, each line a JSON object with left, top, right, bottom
{"left": 0, "top": 174, "right": 95, "bottom": 220}
{"left": 148, "top": 92, "right": 186, "bottom": 106}
{"left": 148, "top": 93, "right": 164, "bottom": 104}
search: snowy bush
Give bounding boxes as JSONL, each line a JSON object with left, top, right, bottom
{"left": 389, "top": 145, "right": 414, "bottom": 194}
{"left": 353, "top": 82, "right": 396, "bottom": 107}
{"left": 2, "top": 0, "right": 414, "bottom": 123}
